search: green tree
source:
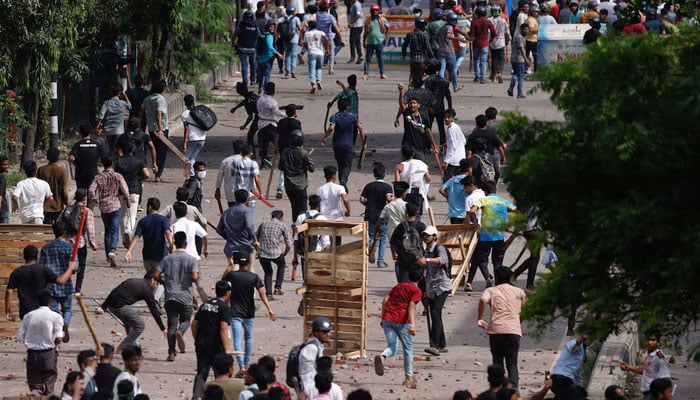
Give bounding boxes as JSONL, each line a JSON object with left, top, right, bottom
{"left": 499, "top": 26, "right": 700, "bottom": 343}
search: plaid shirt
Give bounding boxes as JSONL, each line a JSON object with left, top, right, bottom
{"left": 256, "top": 217, "right": 293, "bottom": 259}
{"left": 402, "top": 30, "right": 434, "bottom": 63}
{"left": 424, "top": 75, "right": 452, "bottom": 111}
{"left": 88, "top": 168, "right": 129, "bottom": 213}
{"left": 40, "top": 239, "right": 75, "bottom": 297}
{"left": 335, "top": 88, "right": 359, "bottom": 119}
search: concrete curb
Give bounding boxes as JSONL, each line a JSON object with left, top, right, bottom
{"left": 587, "top": 321, "right": 639, "bottom": 399}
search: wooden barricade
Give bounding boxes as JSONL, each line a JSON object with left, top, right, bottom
{"left": 0, "top": 224, "right": 55, "bottom": 338}
{"left": 295, "top": 220, "right": 368, "bottom": 359}
{"left": 434, "top": 223, "right": 480, "bottom": 296}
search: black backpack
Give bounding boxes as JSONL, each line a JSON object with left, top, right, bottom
{"left": 189, "top": 104, "right": 217, "bottom": 131}
{"left": 473, "top": 154, "right": 496, "bottom": 183}
{"left": 61, "top": 204, "right": 84, "bottom": 234}
{"left": 256, "top": 32, "right": 269, "bottom": 55}
{"left": 398, "top": 221, "right": 424, "bottom": 265}
{"left": 285, "top": 341, "right": 318, "bottom": 389}
{"left": 296, "top": 212, "right": 320, "bottom": 256}
{"left": 279, "top": 16, "right": 296, "bottom": 42}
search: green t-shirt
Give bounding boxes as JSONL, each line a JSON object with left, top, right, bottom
{"left": 366, "top": 16, "right": 390, "bottom": 45}
{"left": 143, "top": 93, "right": 168, "bottom": 132}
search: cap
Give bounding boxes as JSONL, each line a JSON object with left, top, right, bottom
{"left": 271, "top": 210, "right": 284, "bottom": 219}
{"left": 422, "top": 225, "right": 438, "bottom": 236}
{"left": 233, "top": 252, "right": 250, "bottom": 266}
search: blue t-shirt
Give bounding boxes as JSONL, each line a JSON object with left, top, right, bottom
{"left": 329, "top": 111, "right": 357, "bottom": 152}
{"left": 473, "top": 194, "right": 516, "bottom": 241}
{"left": 135, "top": 213, "right": 172, "bottom": 261}
{"left": 441, "top": 173, "right": 467, "bottom": 218}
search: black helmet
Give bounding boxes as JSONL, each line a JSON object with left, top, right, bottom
{"left": 243, "top": 10, "right": 255, "bottom": 22}
{"left": 415, "top": 17, "right": 427, "bottom": 30}
{"left": 290, "top": 129, "right": 304, "bottom": 146}
{"left": 475, "top": 6, "right": 487, "bottom": 17}
{"left": 589, "top": 16, "right": 602, "bottom": 28}
{"left": 312, "top": 317, "right": 333, "bottom": 332}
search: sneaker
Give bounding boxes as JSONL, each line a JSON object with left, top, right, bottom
{"left": 438, "top": 347, "right": 449, "bottom": 353}
{"left": 473, "top": 77, "right": 479, "bottom": 82}
{"left": 368, "top": 251, "right": 376, "bottom": 264}
{"left": 507, "top": 88, "right": 514, "bottom": 97}
{"left": 167, "top": 353, "right": 176, "bottom": 362}
{"left": 297, "top": 301, "right": 305, "bottom": 316}
{"left": 317, "top": 82, "right": 322, "bottom": 90}
{"left": 291, "top": 73, "right": 296, "bottom": 79}
{"left": 464, "top": 282, "right": 473, "bottom": 292}
{"left": 283, "top": 73, "right": 289, "bottom": 79}
{"left": 498, "top": 75, "right": 503, "bottom": 83}
{"left": 263, "top": 158, "right": 273, "bottom": 167}
{"left": 479, "top": 79, "right": 486, "bottom": 84}
{"left": 486, "top": 278, "right": 495, "bottom": 288}
{"left": 276, "top": 189, "right": 283, "bottom": 199}
{"left": 107, "top": 252, "right": 117, "bottom": 268}
{"left": 274, "top": 288, "right": 284, "bottom": 296}
{"left": 310, "top": 85, "right": 316, "bottom": 94}
{"left": 234, "top": 369, "right": 247, "bottom": 379}
{"left": 347, "top": 58, "right": 355, "bottom": 63}
{"left": 377, "top": 262, "right": 387, "bottom": 268}
{"left": 137, "top": 205, "right": 144, "bottom": 212}
{"left": 362, "top": 74, "right": 369, "bottom": 80}
{"left": 176, "top": 331, "right": 186, "bottom": 353}
{"left": 424, "top": 347, "right": 440, "bottom": 356}
{"left": 374, "top": 354, "right": 385, "bottom": 376}
{"left": 517, "top": 94, "right": 527, "bottom": 99}
{"left": 454, "top": 84, "right": 464, "bottom": 92}
{"left": 267, "top": 293, "right": 275, "bottom": 301}
{"left": 63, "top": 324, "right": 70, "bottom": 343}
{"left": 356, "top": 58, "right": 363, "bottom": 64}
{"left": 380, "top": 74, "right": 388, "bottom": 79}
{"left": 404, "top": 377, "right": 417, "bottom": 388}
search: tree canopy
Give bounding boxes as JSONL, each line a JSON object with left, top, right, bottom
{"left": 500, "top": 26, "right": 700, "bottom": 345}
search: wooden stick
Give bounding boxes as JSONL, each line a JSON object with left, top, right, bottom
{"left": 153, "top": 131, "right": 192, "bottom": 177}
{"left": 265, "top": 150, "right": 277, "bottom": 199}
{"left": 70, "top": 206, "right": 87, "bottom": 262}
{"left": 216, "top": 197, "right": 224, "bottom": 215}
{"left": 251, "top": 189, "right": 274, "bottom": 208}
{"left": 76, "top": 294, "right": 104, "bottom": 357}
{"left": 428, "top": 206, "right": 436, "bottom": 227}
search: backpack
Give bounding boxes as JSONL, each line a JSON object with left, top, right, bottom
{"left": 474, "top": 154, "right": 496, "bottom": 183}
{"left": 279, "top": 16, "right": 296, "bottom": 42}
{"left": 295, "top": 212, "right": 320, "bottom": 256}
{"left": 256, "top": 32, "right": 269, "bottom": 55}
{"left": 427, "top": 244, "right": 453, "bottom": 277}
{"left": 189, "top": 104, "right": 217, "bottom": 131}
{"left": 61, "top": 204, "right": 85, "bottom": 234}
{"left": 285, "top": 341, "right": 318, "bottom": 389}
{"left": 398, "top": 221, "right": 424, "bottom": 265}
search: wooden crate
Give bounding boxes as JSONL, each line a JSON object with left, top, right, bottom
{"left": 295, "top": 220, "right": 367, "bottom": 359}
{"left": 0, "top": 224, "right": 55, "bottom": 338}
{"left": 434, "top": 223, "right": 480, "bottom": 296}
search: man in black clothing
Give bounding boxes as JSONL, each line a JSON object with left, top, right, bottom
{"left": 90, "top": 343, "right": 122, "bottom": 400}
{"left": 125, "top": 76, "right": 149, "bottom": 120}
{"left": 274, "top": 104, "right": 303, "bottom": 199}
{"left": 184, "top": 161, "right": 206, "bottom": 212}
{"left": 5, "top": 245, "right": 77, "bottom": 320}
{"left": 396, "top": 83, "right": 438, "bottom": 162}
{"left": 102, "top": 270, "right": 166, "bottom": 351}
{"left": 467, "top": 114, "right": 506, "bottom": 183}
{"left": 69, "top": 124, "right": 108, "bottom": 192}
{"left": 390, "top": 202, "right": 427, "bottom": 283}
{"left": 279, "top": 130, "right": 315, "bottom": 221}
{"left": 222, "top": 253, "right": 276, "bottom": 374}
{"left": 360, "top": 163, "right": 393, "bottom": 268}
{"left": 116, "top": 141, "right": 149, "bottom": 247}
{"left": 191, "top": 280, "right": 233, "bottom": 400}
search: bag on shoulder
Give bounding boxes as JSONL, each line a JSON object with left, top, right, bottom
{"left": 474, "top": 154, "right": 496, "bottom": 183}
{"left": 256, "top": 32, "right": 269, "bottom": 54}
{"left": 279, "top": 16, "right": 296, "bottom": 42}
{"left": 189, "top": 105, "right": 217, "bottom": 131}
{"left": 296, "top": 212, "right": 320, "bottom": 255}
{"left": 427, "top": 244, "right": 452, "bottom": 277}
{"left": 61, "top": 204, "right": 84, "bottom": 234}
{"left": 399, "top": 221, "right": 423, "bottom": 265}
{"left": 285, "top": 341, "right": 318, "bottom": 389}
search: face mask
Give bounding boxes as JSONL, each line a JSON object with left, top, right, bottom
{"left": 196, "top": 171, "right": 207, "bottom": 179}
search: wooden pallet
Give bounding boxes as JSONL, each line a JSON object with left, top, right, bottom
{"left": 0, "top": 224, "right": 55, "bottom": 338}
{"left": 433, "top": 223, "right": 480, "bottom": 296}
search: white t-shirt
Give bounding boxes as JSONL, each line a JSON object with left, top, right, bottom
{"left": 295, "top": 210, "right": 331, "bottom": 252}
{"left": 305, "top": 29, "right": 327, "bottom": 56}
{"left": 182, "top": 109, "right": 206, "bottom": 142}
{"left": 317, "top": 182, "right": 346, "bottom": 221}
{"left": 13, "top": 177, "right": 53, "bottom": 222}
{"left": 112, "top": 371, "right": 142, "bottom": 399}
{"left": 444, "top": 122, "right": 466, "bottom": 166}
{"left": 306, "top": 382, "right": 343, "bottom": 400}
{"left": 172, "top": 217, "right": 208, "bottom": 260}
{"left": 399, "top": 159, "right": 429, "bottom": 194}
{"left": 467, "top": 188, "right": 485, "bottom": 225}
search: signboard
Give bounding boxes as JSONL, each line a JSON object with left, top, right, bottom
{"left": 537, "top": 24, "right": 606, "bottom": 66}
{"left": 381, "top": 15, "right": 416, "bottom": 65}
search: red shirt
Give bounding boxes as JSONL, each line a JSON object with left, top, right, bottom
{"left": 470, "top": 17, "right": 497, "bottom": 49}
{"left": 453, "top": 25, "right": 462, "bottom": 51}
{"left": 382, "top": 282, "right": 422, "bottom": 324}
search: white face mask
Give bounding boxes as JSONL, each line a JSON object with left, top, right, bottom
{"left": 196, "top": 171, "right": 207, "bottom": 179}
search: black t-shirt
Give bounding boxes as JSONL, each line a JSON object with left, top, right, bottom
{"left": 7, "top": 264, "right": 59, "bottom": 318}
{"left": 467, "top": 128, "right": 502, "bottom": 155}
{"left": 0, "top": 172, "right": 7, "bottom": 213}
{"left": 194, "top": 297, "right": 232, "bottom": 353}
{"left": 276, "top": 117, "right": 302, "bottom": 155}
{"left": 125, "top": 87, "right": 149, "bottom": 119}
{"left": 115, "top": 155, "right": 145, "bottom": 195}
{"left": 70, "top": 139, "right": 107, "bottom": 187}
{"left": 390, "top": 220, "right": 426, "bottom": 268}
{"left": 92, "top": 363, "right": 122, "bottom": 400}
{"left": 402, "top": 109, "right": 430, "bottom": 151}
{"left": 184, "top": 176, "right": 203, "bottom": 211}
{"left": 476, "top": 390, "right": 497, "bottom": 400}
{"left": 223, "top": 270, "right": 264, "bottom": 318}
{"left": 117, "top": 131, "right": 152, "bottom": 162}
{"left": 360, "top": 181, "right": 393, "bottom": 223}
{"left": 582, "top": 28, "right": 602, "bottom": 45}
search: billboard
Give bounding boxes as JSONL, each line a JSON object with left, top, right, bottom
{"left": 537, "top": 24, "right": 606, "bottom": 66}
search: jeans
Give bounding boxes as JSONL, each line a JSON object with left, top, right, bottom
{"left": 468, "top": 239, "right": 505, "bottom": 283}
{"left": 0, "top": 209, "right": 8, "bottom": 223}
{"left": 284, "top": 41, "right": 299, "bottom": 74}
{"left": 334, "top": 148, "right": 353, "bottom": 185}
{"left": 257, "top": 58, "right": 273, "bottom": 93}
{"left": 110, "top": 304, "right": 145, "bottom": 348}
{"left": 186, "top": 140, "right": 205, "bottom": 176}
{"left": 308, "top": 53, "right": 323, "bottom": 85}
{"left": 260, "top": 255, "right": 286, "bottom": 295}
{"left": 381, "top": 320, "right": 414, "bottom": 378}
{"left": 239, "top": 51, "right": 257, "bottom": 87}
{"left": 368, "top": 220, "right": 388, "bottom": 265}
{"left": 455, "top": 46, "right": 466, "bottom": 70}
{"left": 490, "top": 47, "right": 506, "bottom": 78}
{"left": 151, "top": 129, "right": 169, "bottom": 178}
{"left": 120, "top": 193, "right": 139, "bottom": 245}
{"left": 440, "top": 53, "right": 459, "bottom": 89}
{"left": 50, "top": 296, "right": 72, "bottom": 326}
{"left": 474, "top": 46, "right": 489, "bottom": 81}
{"left": 101, "top": 208, "right": 122, "bottom": 257}
{"left": 489, "top": 333, "right": 521, "bottom": 387}
{"left": 286, "top": 188, "right": 308, "bottom": 222}
{"left": 231, "top": 316, "right": 254, "bottom": 368}
{"left": 509, "top": 62, "right": 526, "bottom": 96}
{"left": 365, "top": 43, "right": 385, "bottom": 75}
{"left": 427, "top": 291, "right": 449, "bottom": 349}
{"left": 349, "top": 27, "right": 363, "bottom": 59}
{"left": 165, "top": 300, "right": 193, "bottom": 354}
